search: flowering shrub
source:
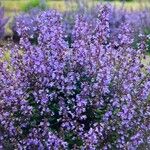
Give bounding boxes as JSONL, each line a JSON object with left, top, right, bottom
{"left": 0, "top": 7, "right": 8, "bottom": 39}
{"left": 0, "top": 5, "right": 150, "bottom": 149}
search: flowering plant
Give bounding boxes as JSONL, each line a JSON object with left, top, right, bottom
{"left": 0, "top": 5, "right": 150, "bottom": 149}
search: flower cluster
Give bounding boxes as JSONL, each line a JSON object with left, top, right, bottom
{"left": 12, "top": 8, "right": 41, "bottom": 42}
{"left": 0, "top": 5, "right": 150, "bottom": 149}
{"left": 0, "top": 7, "right": 8, "bottom": 39}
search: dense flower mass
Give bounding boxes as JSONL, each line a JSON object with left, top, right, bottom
{"left": 0, "top": 7, "right": 8, "bottom": 39}
{"left": 0, "top": 5, "right": 150, "bottom": 149}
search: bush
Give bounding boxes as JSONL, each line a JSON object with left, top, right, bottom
{"left": 0, "top": 7, "right": 8, "bottom": 39}
{"left": 0, "top": 5, "right": 150, "bottom": 149}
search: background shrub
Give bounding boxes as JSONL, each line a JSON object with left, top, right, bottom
{"left": 0, "top": 7, "right": 8, "bottom": 39}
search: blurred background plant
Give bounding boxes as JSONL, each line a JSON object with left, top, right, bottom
{"left": 0, "top": 7, "right": 8, "bottom": 39}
